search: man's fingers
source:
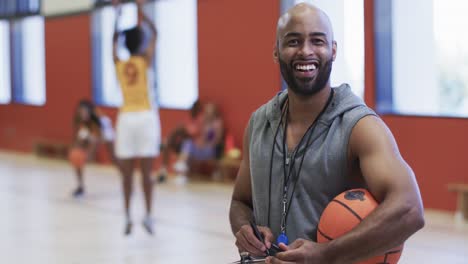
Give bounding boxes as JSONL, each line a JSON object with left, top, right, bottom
{"left": 274, "top": 248, "right": 304, "bottom": 262}
{"left": 235, "top": 227, "right": 266, "bottom": 256}
{"left": 236, "top": 233, "right": 262, "bottom": 256}
{"left": 265, "top": 256, "right": 295, "bottom": 264}
{"left": 240, "top": 231, "right": 267, "bottom": 256}
{"left": 278, "top": 242, "right": 289, "bottom": 251}
{"left": 242, "top": 226, "right": 267, "bottom": 252}
{"left": 259, "top": 227, "right": 274, "bottom": 248}
{"left": 286, "top": 239, "right": 305, "bottom": 249}
{"left": 235, "top": 240, "right": 245, "bottom": 253}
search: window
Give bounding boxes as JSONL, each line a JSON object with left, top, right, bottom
{"left": 92, "top": 3, "right": 137, "bottom": 107}
{"left": 91, "top": 0, "right": 199, "bottom": 109}
{"left": 280, "top": 0, "right": 365, "bottom": 98}
{"left": 0, "top": 21, "right": 11, "bottom": 104}
{"left": 149, "top": 0, "right": 199, "bottom": 109}
{"left": 11, "top": 16, "right": 46, "bottom": 105}
{"left": 375, "top": 0, "right": 468, "bottom": 117}
{"left": 0, "top": 0, "right": 40, "bottom": 17}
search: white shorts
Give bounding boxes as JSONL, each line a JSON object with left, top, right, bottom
{"left": 115, "top": 110, "right": 161, "bottom": 159}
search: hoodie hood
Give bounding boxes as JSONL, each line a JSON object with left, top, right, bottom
{"left": 265, "top": 83, "right": 367, "bottom": 132}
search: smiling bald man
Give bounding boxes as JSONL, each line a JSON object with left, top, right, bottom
{"left": 229, "top": 3, "right": 424, "bottom": 263}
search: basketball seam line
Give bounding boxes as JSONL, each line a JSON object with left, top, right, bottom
{"left": 380, "top": 248, "right": 402, "bottom": 264}
{"left": 383, "top": 252, "right": 388, "bottom": 263}
{"left": 317, "top": 227, "right": 333, "bottom": 241}
{"left": 331, "top": 199, "right": 363, "bottom": 221}
{"left": 386, "top": 249, "right": 402, "bottom": 254}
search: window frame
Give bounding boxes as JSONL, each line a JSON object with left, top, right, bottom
{"left": 10, "top": 15, "right": 46, "bottom": 106}
{"left": 374, "top": 0, "right": 468, "bottom": 118}
{"left": 0, "top": 20, "right": 11, "bottom": 104}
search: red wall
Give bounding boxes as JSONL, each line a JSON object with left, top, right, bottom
{"left": 198, "top": 0, "right": 280, "bottom": 145}
{"left": 0, "top": 0, "right": 465, "bottom": 211}
{"left": 0, "top": 1, "right": 279, "bottom": 153}
{"left": 0, "top": 15, "right": 93, "bottom": 151}
{"left": 380, "top": 116, "right": 468, "bottom": 211}
{"left": 363, "top": 0, "right": 467, "bottom": 211}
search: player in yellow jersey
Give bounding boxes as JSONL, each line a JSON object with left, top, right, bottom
{"left": 112, "top": 0, "right": 160, "bottom": 235}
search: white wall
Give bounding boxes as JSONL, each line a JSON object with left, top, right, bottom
{"left": 42, "top": 0, "right": 93, "bottom": 16}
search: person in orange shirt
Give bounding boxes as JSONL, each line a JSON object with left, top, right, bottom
{"left": 112, "top": 0, "right": 160, "bottom": 236}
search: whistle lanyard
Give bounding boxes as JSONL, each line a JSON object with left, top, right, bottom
{"left": 268, "top": 89, "right": 334, "bottom": 245}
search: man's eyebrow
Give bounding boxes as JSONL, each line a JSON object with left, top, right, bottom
{"left": 283, "top": 31, "right": 327, "bottom": 38}
{"left": 309, "top": 32, "right": 327, "bottom": 37}
{"left": 283, "top": 32, "right": 302, "bottom": 38}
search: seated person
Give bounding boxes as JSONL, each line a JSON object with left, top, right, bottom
{"left": 158, "top": 99, "right": 203, "bottom": 182}
{"left": 173, "top": 103, "right": 224, "bottom": 183}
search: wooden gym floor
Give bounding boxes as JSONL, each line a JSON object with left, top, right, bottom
{"left": 0, "top": 151, "right": 466, "bottom": 264}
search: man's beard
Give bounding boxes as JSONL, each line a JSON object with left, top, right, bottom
{"left": 279, "top": 57, "right": 333, "bottom": 96}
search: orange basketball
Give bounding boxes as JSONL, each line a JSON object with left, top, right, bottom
{"left": 317, "top": 188, "right": 403, "bottom": 264}
{"left": 68, "top": 147, "right": 87, "bottom": 168}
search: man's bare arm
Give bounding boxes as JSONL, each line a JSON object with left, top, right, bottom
{"left": 229, "top": 125, "right": 254, "bottom": 234}
{"left": 324, "top": 115, "right": 425, "bottom": 263}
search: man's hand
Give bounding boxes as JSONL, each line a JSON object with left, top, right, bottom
{"left": 235, "top": 224, "right": 274, "bottom": 257}
{"left": 265, "top": 239, "right": 330, "bottom": 264}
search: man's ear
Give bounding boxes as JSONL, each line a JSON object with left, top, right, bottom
{"left": 273, "top": 46, "right": 279, "bottom": 64}
{"left": 332, "top": 40, "right": 337, "bottom": 61}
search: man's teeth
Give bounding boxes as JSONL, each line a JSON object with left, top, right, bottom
{"left": 295, "top": 64, "right": 317, "bottom": 71}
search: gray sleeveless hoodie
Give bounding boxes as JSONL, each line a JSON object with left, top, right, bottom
{"left": 248, "top": 84, "right": 376, "bottom": 242}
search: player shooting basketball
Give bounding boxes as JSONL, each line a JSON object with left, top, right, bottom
{"left": 112, "top": 0, "right": 161, "bottom": 236}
